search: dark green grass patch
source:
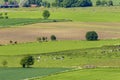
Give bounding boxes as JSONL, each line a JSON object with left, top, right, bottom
{"left": 0, "top": 68, "right": 69, "bottom": 80}
{"left": 0, "top": 18, "right": 71, "bottom": 27}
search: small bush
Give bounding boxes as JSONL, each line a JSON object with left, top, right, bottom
{"left": 5, "top": 16, "right": 8, "bottom": 19}
{"left": 42, "top": 10, "right": 50, "bottom": 19}
{"left": 37, "top": 37, "right": 42, "bottom": 42}
{"left": 4, "top": 12, "right": 8, "bottom": 15}
{"left": 9, "top": 40, "right": 13, "bottom": 44}
{"left": 2, "top": 60, "right": 8, "bottom": 67}
{"left": 51, "top": 35, "right": 56, "bottom": 41}
{"left": 86, "top": 31, "right": 98, "bottom": 41}
{"left": 42, "top": 37, "right": 46, "bottom": 41}
{"left": 14, "top": 41, "right": 17, "bottom": 44}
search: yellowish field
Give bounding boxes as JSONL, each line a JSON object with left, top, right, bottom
{"left": 0, "top": 22, "right": 119, "bottom": 44}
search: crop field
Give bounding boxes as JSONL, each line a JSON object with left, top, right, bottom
{"left": 0, "top": 68, "right": 69, "bottom": 80}
{"left": 36, "top": 68, "right": 120, "bottom": 80}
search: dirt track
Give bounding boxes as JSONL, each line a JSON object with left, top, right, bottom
{"left": 0, "top": 22, "right": 120, "bottom": 44}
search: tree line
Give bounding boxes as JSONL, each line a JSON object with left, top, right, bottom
{"left": 3, "top": 0, "right": 114, "bottom": 7}
{"left": 22, "top": 0, "right": 114, "bottom": 7}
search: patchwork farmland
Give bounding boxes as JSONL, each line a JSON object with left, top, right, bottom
{"left": 0, "top": 2, "right": 120, "bottom": 80}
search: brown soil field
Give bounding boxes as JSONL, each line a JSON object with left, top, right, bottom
{"left": 0, "top": 22, "right": 119, "bottom": 44}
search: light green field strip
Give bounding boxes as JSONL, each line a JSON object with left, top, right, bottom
{"left": 0, "top": 39, "right": 119, "bottom": 55}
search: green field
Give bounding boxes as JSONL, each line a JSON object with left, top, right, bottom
{"left": 0, "top": 7, "right": 120, "bottom": 27}
{"left": 7, "top": 7, "right": 120, "bottom": 22}
{"left": 0, "top": 40, "right": 119, "bottom": 55}
{"left": 0, "top": 41, "right": 120, "bottom": 67}
{"left": 0, "top": 18, "right": 70, "bottom": 27}
{"left": 0, "top": 68, "right": 69, "bottom": 80}
{"left": 36, "top": 68, "right": 120, "bottom": 80}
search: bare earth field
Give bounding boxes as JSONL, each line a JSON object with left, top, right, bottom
{"left": 0, "top": 22, "right": 119, "bottom": 44}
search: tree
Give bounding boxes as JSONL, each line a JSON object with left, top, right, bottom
{"left": 51, "top": 35, "right": 56, "bottom": 41}
{"left": 79, "top": 0, "right": 93, "bottom": 7}
{"left": 42, "top": 1, "right": 51, "bottom": 8}
{"left": 4, "top": 0, "right": 8, "bottom": 2}
{"left": 108, "top": 0, "right": 113, "bottom": 6}
{"left": 85, "top": 31, "right": 98, "bottom": 41}
{"left": 96, "top": 0, "right": 101, "bottom": 6}
{"left": 42, "top": 10, "right": 50, "bottom": 19}
{"left": 101, "top": 0, "right": 107, "bottom": 6}
{"left": 20, "top": 55, "right": 35, "bottom": 68}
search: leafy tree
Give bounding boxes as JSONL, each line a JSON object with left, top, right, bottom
{"left": 101, "top": 0, "right": 107, "bottom": 6}
{"left": 108, "top": 0, "right": 113, "bottom": 6}
{"left": 42, "top": 10, "right": 50, "bottom": 19}
{"left": 86, "top": 31, "right": 98, "bottom": 41}
{"left": 79, "top": 0, "right": 93, "bottom": 7}
{"left": 96, "top": 0, "right": 101, "bottom": 6}
{"left": 42, "top": 1, "right": 51, "bottom": 8}
{"left": 20, "top": 55, "right": 35, "bottom": 68}
{"left": 51, "top": 35, "right": 56, "bottom": 41}
{"left": 4, "top": 0, "right": 8, "bottom": 2}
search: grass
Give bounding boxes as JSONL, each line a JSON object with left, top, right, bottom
{"left": 0, "top": 39, "right": 119, "bottom": 55}
{"left": 0, "top": 68, "right": 69, "bottom": 80}
{"left": 36, "top": 68, "right": 120, "bottom": 80}
{"left": 5, "top": 7, "right": 120, "bottom": 22}
{"left": 0, "top": 42, "right": 120, "bottom": 67}
{"left": 0, "top": 7, "right": 120, "bottom": 27}
{"left": 0, "top": 18, "right": 71, "bottom": 27}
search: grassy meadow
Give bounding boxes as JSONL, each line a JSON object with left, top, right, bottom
{"left": 0, "top": 7, "right": 120, "bottom": 27}
{"left": 8, "top": 7, "right": 120, "bottom": 22}
{"left": 0, "top": 39, "right": 119, "bottom": 55}
{"left": 36, "top": 68, "right": 120, "bottom": 80}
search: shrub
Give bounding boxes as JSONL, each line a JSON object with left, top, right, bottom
{"left": 9, "top": 40, "right": 13, "bottom": 44}
{"left": 14, "top": 41, "right": 17, "bottom": 44}
{"left": 42, "top": 37, "right": 46, "bottom": 41}
{"left": 37, "top": 37, "right": 42, "bottom": 42}
{"left": 51, "top": 35, "right": 56, "bottom": 41}
{"left": 42, "top": 10, "right": 50, "bottom": 19}
{"left": 2, "top": 60, "right": 8, "bottom": 67}
{"left": 20, "top": 55, "right": 35, "bottom": 68}
{"left": 5, "top": 16, "right": 8, "bottom": 19}
{"left": 85, "top": 31, "right": 98, "bottom": 41}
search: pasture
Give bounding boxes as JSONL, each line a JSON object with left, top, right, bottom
{"left": 0, "top": 44, "right": 120, "bottom": 67}
{"left": 0, "top": 39, "right": 119, "bottom": 55}
{"left": 0, "top": 68, "right": 69, "bottom": 80}
{"left": 5, "top": 6, "right": 120, "bottom": 22}
{"left": 36, "top": 68, "right": 120, "bottom": 80}
{"left": 0, "top": 18, "right": 70, "bottom": 27}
